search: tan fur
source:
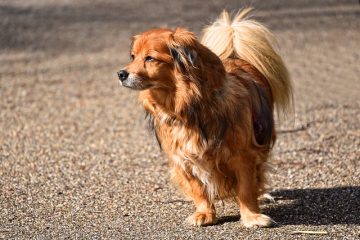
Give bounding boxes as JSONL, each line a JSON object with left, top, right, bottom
{"left": 119, "top": 9, "right": 292, "bottom": 228}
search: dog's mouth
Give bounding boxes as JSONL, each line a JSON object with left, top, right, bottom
{"left": 119, "top": 74, "right": 152, "bottom": 90}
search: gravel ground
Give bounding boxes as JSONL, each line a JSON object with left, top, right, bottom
{"left": 0, "top": 0, "right": 359, "bottom": 239}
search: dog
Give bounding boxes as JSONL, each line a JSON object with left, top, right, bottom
{"left": 117, "top": 8, "right": 292, "bottom": 227}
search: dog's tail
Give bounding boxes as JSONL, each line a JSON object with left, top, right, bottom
{"left": 201, "top": 8, "right": 293, "bottom": 116}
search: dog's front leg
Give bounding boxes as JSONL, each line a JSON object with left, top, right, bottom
{"left": 234, "top": 155, "right": 274, "bottom": 228}
{"left": 171, "top": 165, "right": 216, "bottom": 226}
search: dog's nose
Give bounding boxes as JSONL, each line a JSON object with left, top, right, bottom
{"left": 117, "top": 70, "right": 129, "bottom": 81}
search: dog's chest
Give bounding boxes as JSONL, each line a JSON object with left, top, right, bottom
{"left": 152, "top": 112, "right": 225, "bottom": 199}
{"left": 159, "top": 122, "right": 204, "bottom": 159}
{"left": 154, "top": 115, "right": 205, "bottom": 162}
{"left": 156, "top": 118, "right": 215, "bottom": 183}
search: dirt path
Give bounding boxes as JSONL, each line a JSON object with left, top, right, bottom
{"left": 1, "top": 0, "right": 359, "bottom": 239}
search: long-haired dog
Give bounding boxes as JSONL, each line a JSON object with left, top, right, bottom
{"left": 118, "top": 8, "right": 292, "bottom": 227}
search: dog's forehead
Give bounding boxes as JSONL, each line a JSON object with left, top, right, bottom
{"left": 132, "top": 29, "right": 172, "bottom": 53}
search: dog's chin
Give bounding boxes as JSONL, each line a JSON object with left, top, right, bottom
{"left": 121, "top": 79, "right": 152, "bottom": 90}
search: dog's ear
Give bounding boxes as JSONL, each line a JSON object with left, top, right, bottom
{"left": 168, "top": 28, "right": 198, "bottom": 73}
{"left": 129, "top": 35, "right": 140, "bottom": 58}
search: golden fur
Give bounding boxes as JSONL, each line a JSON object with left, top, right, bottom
{"left": 118, "top": 8, "right": 293, "bottom": 227}
{"left": 202, "top": 9, "right": 293, "bottom": 117}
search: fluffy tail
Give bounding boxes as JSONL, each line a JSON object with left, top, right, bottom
{"left": 201, "top": 8, "right": 293, "bottom": 116}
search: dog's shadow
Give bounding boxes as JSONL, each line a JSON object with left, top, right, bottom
{"left": 216, "top": 186, "right": 360, "bottom": 226}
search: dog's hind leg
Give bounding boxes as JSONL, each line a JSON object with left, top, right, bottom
{"left": 171, "top": 165, "right": 216, "bottom": 226}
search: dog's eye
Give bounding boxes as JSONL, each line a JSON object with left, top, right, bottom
{"left": 130, "top": 54, "right": 135, "bottom": 60}
{"left": 145, "top": 56, "right": 154, "bottom": 62}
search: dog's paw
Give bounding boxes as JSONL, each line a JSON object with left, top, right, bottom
{"left": 241, "top": 214, "right": 276, "bottom": 228}
{"left": 187, "top": 212, "right": 216, "bottom": 226}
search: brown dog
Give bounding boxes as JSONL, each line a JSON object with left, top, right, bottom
{"left": 118, "top": 8, "right": 292, "bottom": 227}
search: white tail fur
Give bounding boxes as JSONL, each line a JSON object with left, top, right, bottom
{"left": 201, "top": 8, "right": 293, "bottom": 116}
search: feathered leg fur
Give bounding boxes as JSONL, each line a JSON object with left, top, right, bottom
{"left": 171, "top": 165, "right": 216, "bottom": 226}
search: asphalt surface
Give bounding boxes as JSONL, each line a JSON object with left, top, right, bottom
{"left": 0, "top": 0, "right": 359, "bottom": 239}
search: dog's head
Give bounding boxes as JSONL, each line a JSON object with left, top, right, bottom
{"left": 118, "top": 28, "right": 220, "bottom": 91}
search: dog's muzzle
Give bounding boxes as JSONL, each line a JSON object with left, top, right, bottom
{"left": 117, "top": 70, "right": 147, "bottom": 90}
